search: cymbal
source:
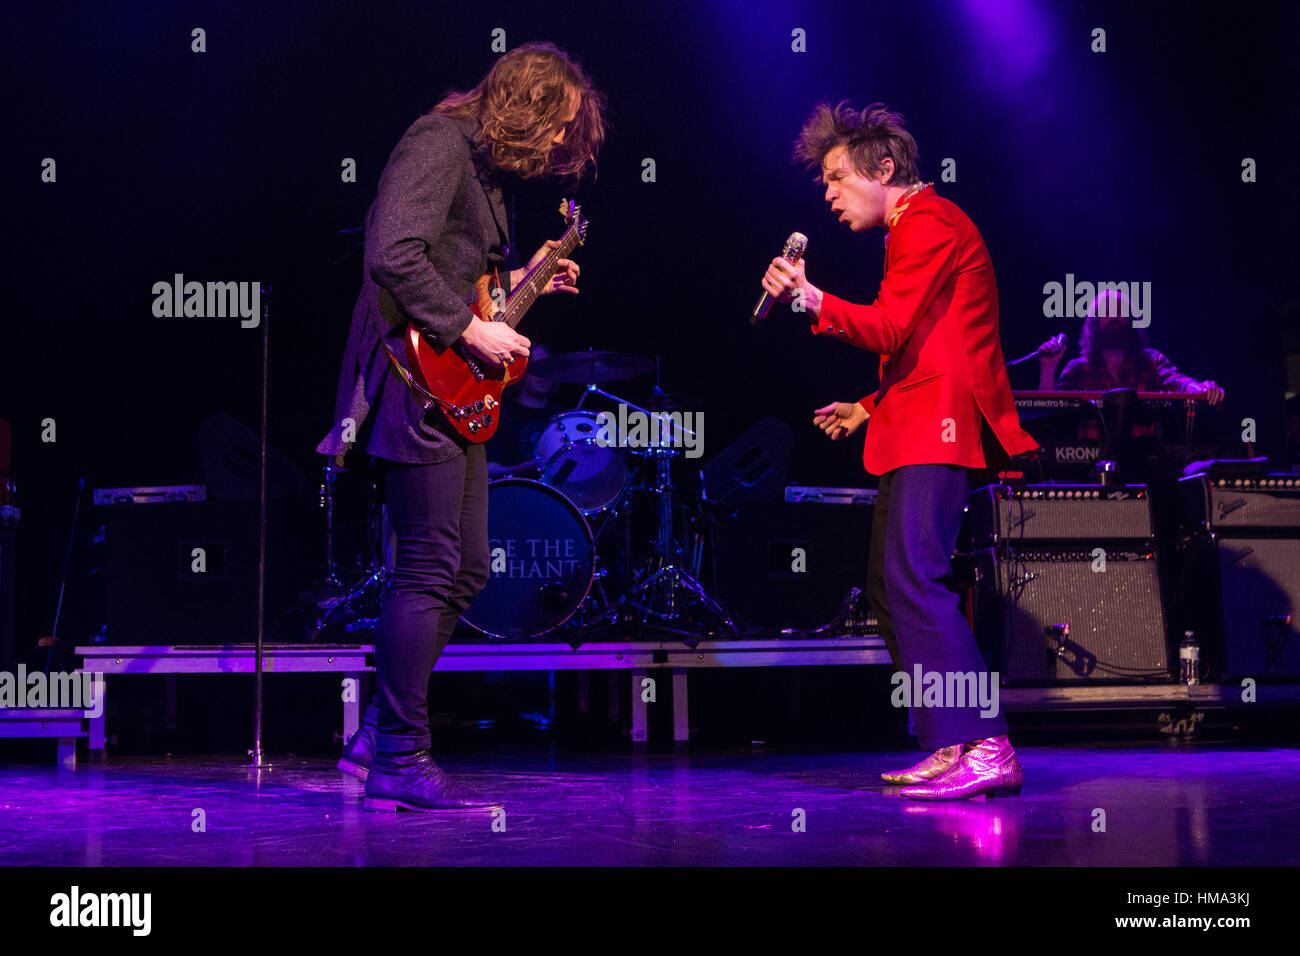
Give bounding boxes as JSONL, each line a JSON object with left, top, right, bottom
{"left": 644, "top": 391, "right": 697, "bottom": 412}
{"left": 529, "top": 350, "right": 655, "bottom": 383}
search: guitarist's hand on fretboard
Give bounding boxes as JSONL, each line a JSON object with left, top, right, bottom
{"left": 516, "top": 238, "right": 581, "bottom": 296}
{"left": 460, "top": 321, "right": 531, "bottom": 369}
{"left": 400, "top": 200, "right": 586, "bottom": 443}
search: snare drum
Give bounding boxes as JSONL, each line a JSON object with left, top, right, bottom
{"left": 535, "top": 410, "right": 628, "bottom": 514}
{"left": 461, "top": 479, "right": 595, "bottom": 639}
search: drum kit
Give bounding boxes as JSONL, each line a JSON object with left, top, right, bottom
{"left": 307, "top": 350, "right": 738, "bottom": 643}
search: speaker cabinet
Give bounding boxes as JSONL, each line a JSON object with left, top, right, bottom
{"left": 713, "top": 501, "right": 872, "bottom": 631}
{"left": 1180, "top": 535, "right": 1300, "bottom": 677}
{"left": 96, "top": 498, "right": 293, "bottom": 645}
{"left": 970, "top": 548, "right": 1169, "bottom": 683}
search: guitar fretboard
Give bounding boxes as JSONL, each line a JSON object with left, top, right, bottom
{"left": 498, "top": 224, "right": 583, "bottom": 329}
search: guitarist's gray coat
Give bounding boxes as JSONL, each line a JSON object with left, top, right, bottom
{"left": 316, "top": 112, "right": 511, "bottom": 464}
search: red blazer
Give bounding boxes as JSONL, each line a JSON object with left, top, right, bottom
{"left": 811, "top": 188, "right": 1038, "bottom": 475}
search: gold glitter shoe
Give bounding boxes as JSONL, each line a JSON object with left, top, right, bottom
{"left": 880, "top": 744, "right": 964, "bottom": 785}
{"left": 899, "top": 735, "right": 1023, "bottom": 800}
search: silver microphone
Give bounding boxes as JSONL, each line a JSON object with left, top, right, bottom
{"left": 751, "top": 232, "right": 808, "bottom": 325}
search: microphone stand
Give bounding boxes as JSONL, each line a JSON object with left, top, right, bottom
{"left": 248, "top": 285, "right": 272, "bottom": 771}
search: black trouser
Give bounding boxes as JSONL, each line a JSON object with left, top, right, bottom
{"left": 866, "top": 464, "right": 1008, "bottom": 750}
{"left": 364, "top": 445, "right": 489, "bottom": 754}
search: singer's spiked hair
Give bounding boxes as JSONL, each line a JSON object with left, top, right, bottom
{"left": 794, "top": 101, "right": 920, "bottom": 186}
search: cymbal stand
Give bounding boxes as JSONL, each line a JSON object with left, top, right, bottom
{"left": 574, "top": 382, "right": 735, "bottom": 633}
{"left": 318, "top": 460, "right": 344, "bottom": 588}
{"left": 309, "top": 459, "right": 390, "bottom": 635}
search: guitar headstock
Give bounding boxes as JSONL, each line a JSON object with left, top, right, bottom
{"left": 558, "top": 197, "right": 588, "bottom": 244}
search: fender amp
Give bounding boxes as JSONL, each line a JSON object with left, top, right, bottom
{"left": 962, "top": 483, "right": 1169, "bottom": 683}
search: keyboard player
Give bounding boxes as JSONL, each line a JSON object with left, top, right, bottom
{"left": 1036, "top": 289, "right": 1225, "bottom": 403}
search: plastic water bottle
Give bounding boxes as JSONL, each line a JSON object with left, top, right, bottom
{"left": 1179, "top": 631, "right": 1200, "bottom": 686}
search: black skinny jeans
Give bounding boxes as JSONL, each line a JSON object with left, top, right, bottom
{"left": 365, "top": 444, "right": 489, "bottom": 754}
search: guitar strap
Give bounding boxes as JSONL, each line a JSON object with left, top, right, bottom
{"left": 456, "top": 116, "right": 511, "bottom": 256}
{"left": 381, "top": 339, "right": 456, "bottom": 415}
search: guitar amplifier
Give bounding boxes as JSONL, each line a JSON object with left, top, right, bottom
{"left": 1179, "top": 534, "right": 1300, "bottom": 677}
{"left": 968, "top": 547, "right": 1169, "bottom": 683}
{"left": 91, "top": 486, "right": 295, "bottom": 645}
{"left": 713, "top": 500, "right": 874, "bottom": 631}
{"left": 964, "top": 483, "right": 1154, "bottom": 547}
{"left": 1178, "top": 474, "right": 1300, "bottom": 533}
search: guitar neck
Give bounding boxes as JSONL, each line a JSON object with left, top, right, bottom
{"left": 499, "top": 224, "right": 582, "bottom": 329}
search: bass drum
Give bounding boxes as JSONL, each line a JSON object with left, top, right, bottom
{"left": 461, "top": 479, "right": 595, "bottom": 639}
{"left": 536, "top": 410, "right": 629, "bottom": 514}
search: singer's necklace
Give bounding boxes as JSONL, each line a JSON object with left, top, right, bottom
{"left": 887, "top": 181, "right": 933, "bottom": 228}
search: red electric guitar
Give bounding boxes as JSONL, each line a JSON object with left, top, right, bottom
{"left": 399, "top": 198, "right": 588, "bottom": 442}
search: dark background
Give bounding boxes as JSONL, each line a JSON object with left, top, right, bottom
{"left": 6, "top": 0, "right": 1298, "bottom": 660}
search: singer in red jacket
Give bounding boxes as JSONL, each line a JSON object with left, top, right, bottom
{"left": 763, "top": 102, "right": 1038, "bottom": 801}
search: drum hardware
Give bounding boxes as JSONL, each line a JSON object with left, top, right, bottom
{"left": 318, "top": 461, "right": 345, "bottom": 588}
{"left": 281, "top": 458, "right": 392, "bottom": 641}
{"left": 461, "top": 479, "right": 598, "bottom": 639}
{"left": 312, "top": 563, "right": 387, "bottom": 635}
{"left": 302, "top": 354, "right": 745, "bottom": 643}
{"left": 592, "top": 398, "right": 735, "bottom": 634}
{"left": 468, "top": 361, "right": 740, "bottom": 639}
{"left": 642, "top": 391, "right": 698, "bottom": 413}
{"left": 535, "top": 409, "right": 630, "bottom": 515}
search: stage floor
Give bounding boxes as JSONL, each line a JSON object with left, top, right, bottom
{"left": 2, "top": 745, "right": 1297, "bottom": 866}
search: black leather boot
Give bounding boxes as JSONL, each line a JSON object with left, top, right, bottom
{"left": 363, "top": 750, "right": 500, "bottom": 812}
{"left": 337, "top": 716, "right": 377, "bottom": 781}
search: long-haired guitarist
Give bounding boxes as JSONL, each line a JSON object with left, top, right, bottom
{"left": 317, "top": 43, "right": 605, "bottom": 811}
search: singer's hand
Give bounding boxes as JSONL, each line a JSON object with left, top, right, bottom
{"left": 763, "top": 257, "right": 822, "bottom": 317}
{"left": 813, "top": 401, "right": 868, "bottom": 440}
